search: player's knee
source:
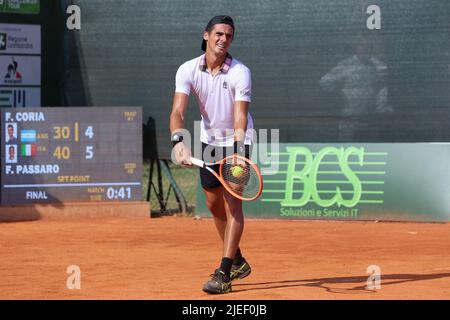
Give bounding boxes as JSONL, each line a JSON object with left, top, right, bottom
{"left": 205, "top": 198, "right": 214, "bottom": 211}
{"left": 228, "top": 209, "right": 244, "bottom": 222}
{"left": 224, "top": 196, "right": 243, "bottom": 213}
{"left": 206, "top": 198, "right": 221, "bottom": 213}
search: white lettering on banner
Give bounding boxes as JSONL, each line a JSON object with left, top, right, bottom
{"left": 16, "top": 164, "right": 60, "bottom": 174}
{"left": 26, "top": 191, "right": 48, "bottom": 200}
{"left": 15, "top": 112, "right": 45, "bottom": 121}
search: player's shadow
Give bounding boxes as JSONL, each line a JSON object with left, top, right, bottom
{"left": 232, "top": 272, "right": 450, "bottom": 294}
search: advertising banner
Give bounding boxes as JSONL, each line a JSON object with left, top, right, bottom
{"left": 0, "top": 87, "right": 40, "bottom": 107}
{"left": 0, "top": 23, "right": 41, "bottom": 55}
{"left": 0, "top": 23, "right": 41, "bottom": 108}
{"left": 196, "top": 143, "right": 450, "bottom": 222}
{"left": 0, "top": 0, "right": 40, "bottom": 14}
{"left": 0, "top": 55, "right": 41, "bottom": 86}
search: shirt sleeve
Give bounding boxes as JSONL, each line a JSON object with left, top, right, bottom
{"left": 233, "top": 66, "right": 252, "bottom": 102}
{"left": 175, "top": 63, "right": 191, "bottom": 95}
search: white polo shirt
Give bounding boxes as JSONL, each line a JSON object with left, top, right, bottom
{"left": 175, "top": 54, "right": 253, "bottom": 147}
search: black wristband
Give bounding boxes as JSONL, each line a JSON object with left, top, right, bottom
{"left": 233, "top": 141, "right": 245, "bottom": 156}
{"left": 171, "top": 132, "right": 183, "bottom": 147}
{"left": 172, "top": 140, "right": 182, "bottom": 147}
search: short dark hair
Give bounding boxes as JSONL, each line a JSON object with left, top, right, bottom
{"left": 205, "top": 15, "right": 234, "bottom": 33}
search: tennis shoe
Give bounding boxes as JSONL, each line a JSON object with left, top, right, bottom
{"left": 202, "top": 269, "right": 232, "bottom": 294}
{"left": 230, "top": 257, "right": 251, "bottom": 281}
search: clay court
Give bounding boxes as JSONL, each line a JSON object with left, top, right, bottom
{"left": 1, "top": 214, "right": 449, "bottom": 300}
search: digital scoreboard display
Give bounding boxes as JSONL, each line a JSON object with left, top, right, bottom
{"left": 1, "top": 107, "right": 142, "bottom": 204}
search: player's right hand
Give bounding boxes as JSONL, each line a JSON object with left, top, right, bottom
{"left": 173, "top": 142, "right": 192, "bottom": 166}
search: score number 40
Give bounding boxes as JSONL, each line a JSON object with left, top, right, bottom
{"left": 53, "top": 125, "right": 94, "bottom": 160}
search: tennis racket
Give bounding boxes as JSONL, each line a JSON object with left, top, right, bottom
{"left": 190, "top": 154, "right": 263, "bottom": 201}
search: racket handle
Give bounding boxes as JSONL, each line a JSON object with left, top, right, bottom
{"left": 190, "top": 157, "right": 205, "bottom": 168}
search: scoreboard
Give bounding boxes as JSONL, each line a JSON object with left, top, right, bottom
{"left": 1, "top": 107, "right": 142, "bottom": 204}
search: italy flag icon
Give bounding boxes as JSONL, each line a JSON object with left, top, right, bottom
{"left": 21, "top": 144, "right": 37, "bottom": 157}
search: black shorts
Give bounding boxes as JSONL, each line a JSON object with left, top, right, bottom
{"left": 200, "top": 142, "right": 252, "bottom": 189}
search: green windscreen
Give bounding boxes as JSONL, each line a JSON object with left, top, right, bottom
{"left": 61, "top": 0, "right": 450, "bottom": 158}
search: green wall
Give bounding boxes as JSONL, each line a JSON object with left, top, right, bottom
{"left": 63, "top": 1, "right": 450, "bottom": 159}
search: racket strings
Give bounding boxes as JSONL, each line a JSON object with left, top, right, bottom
{"left": 220, "top": 162, "right": 261, "bottom": 199}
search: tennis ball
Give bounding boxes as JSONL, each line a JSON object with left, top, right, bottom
{"left": 231, "top": 165, "right": 244, "bottom": 178}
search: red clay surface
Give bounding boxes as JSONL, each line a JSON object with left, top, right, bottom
{"left": 1, "top": 215, "right": 449, "bottom": 299}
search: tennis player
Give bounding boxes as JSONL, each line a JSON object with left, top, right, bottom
{"left": 169, "top": 15, "right": 253, "bottom": 294}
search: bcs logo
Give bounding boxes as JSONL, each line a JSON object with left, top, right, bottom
{"left": 281, "top": 146, "right": 365, "bottom": 208}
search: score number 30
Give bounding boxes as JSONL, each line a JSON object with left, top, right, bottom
{"left": 53, "top": 125, "right": 95, "bottom": 160}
